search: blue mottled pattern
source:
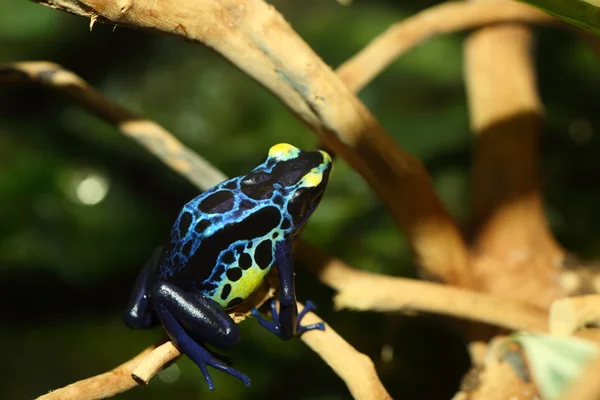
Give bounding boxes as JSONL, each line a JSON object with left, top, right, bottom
{"left": 157, "top": 144, "right": 331, "bottom": 309}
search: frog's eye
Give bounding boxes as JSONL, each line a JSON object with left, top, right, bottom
{"left": 268, "top": 143, "right": 300, "bottom": 161}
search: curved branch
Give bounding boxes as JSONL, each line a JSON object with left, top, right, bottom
{"left": 0, "top": 62, "right": 226, "bottom": 190}
{"left": 297, "top": 243, "right": 548, "bottom": 333}
{"left": 336, "top": 0, "right": 555, "bottom": 93}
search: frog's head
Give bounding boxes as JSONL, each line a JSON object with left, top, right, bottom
{"left": 265, "top": 143, "right": 332, "bottom": 229}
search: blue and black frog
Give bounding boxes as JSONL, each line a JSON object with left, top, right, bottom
{"left": 125, "top": 143, "right": 333, "bottom": 389}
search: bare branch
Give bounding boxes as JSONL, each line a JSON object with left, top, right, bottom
{"left": 464, "top": 21, "right": 566, "bottom": 310}
{"left": 337, "top": 0, "right": 555, "bottom": 93}
{"left": 0, "top": 61, "right": 226, "bottom": 190}
{"left": 36, "top": 346, "right": 156, "bottom": 400}
{"left": 297, "top": 243, "right": 548, "bottom": 332}
{"left": 31, "top": 0, "right": 471, "bottom": 287}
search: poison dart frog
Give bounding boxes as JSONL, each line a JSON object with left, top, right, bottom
{"left": 125, "top": 143, "right": 332, "bottom": 389}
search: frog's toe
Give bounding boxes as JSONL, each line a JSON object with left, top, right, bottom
{"left": 251, "top": 305, "right": 281, "bottom": 336}
{"left": 204, "top": 356, "right": 251, "bottom": 388}
{"left": 296, "top": 300, "right": 325, "bottom": 335}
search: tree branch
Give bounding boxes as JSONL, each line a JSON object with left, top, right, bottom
{"left": 464, "top": 16, "right": 566, "bottom": 309}
{"left": 336, "top": 0, "right": 555, "bottom": 93}
{"left": 297, "top": 243, "right": 548, "bottom": 333}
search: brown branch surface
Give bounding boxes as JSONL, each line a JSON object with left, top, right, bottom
{"left": 558, "top": 354, "right": 600, "bottom": 400}
{"left": 337, "top": 0, "right": 555, "bottom": 93}
{"left": 36, "top": 346, "right": 155, "bottom": 400}
{"left": 132, "top": 304, "right": 392, "bottom": 400}
{"left": 464, "top": 19, "right": 566, "bottom": 309}
{"left": 550, "top": 295, "right": 600, "bottom": 336}
{"left": 32, "top": 0, "right": 471, "bottom": 288}
{"left": 298, "top": 243, "right": 548, "bottom": 333}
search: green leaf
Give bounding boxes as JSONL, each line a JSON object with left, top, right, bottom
{"left": 521, "top": 0, "right": 600, "bottom": 35}
{"left": 512, "top": 333, "right": 599, "bottom": 400}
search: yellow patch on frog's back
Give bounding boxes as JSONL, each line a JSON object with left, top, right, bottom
{"left": 268, "top": 143, "right": 300, "bottom": 161}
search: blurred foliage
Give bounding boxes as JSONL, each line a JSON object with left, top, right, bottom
{"left": 1, "top": 0, "right": 600, "bottom": 399}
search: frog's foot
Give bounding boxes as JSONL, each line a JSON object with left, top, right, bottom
{"left": 251, "top": 299, "right": 325, "bottom": 338}
{"left": 152, "top": 282, "right": 251, "bottom": 390}
{"left": 156, "top": 303, "right": 250, "bottom": 390}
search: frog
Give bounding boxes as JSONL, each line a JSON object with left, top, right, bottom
{"left": 124, "top": 143, "right": 332, "bottom": 390}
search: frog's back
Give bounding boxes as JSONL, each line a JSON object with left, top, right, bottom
{"left": 157, "top": 175, "right": 290, "bottom": 309}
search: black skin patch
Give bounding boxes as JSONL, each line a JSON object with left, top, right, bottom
{"left": 239, "top": 199, "right": 255, "bottom": 211}
{"left": 194, "top": 219, "right": 211, "bottom": 234}
{"left": 226, "top": 297, "right": 244, "bottom": 309}
{"left": 273, "top": 196, "right": 284, "bottom": 206}
{"left": 272, "top": 232, "right": 279, "bottom": 239}
{"left": 198, "top": 190, "right": 235, "bottom": 214}
{"left": 239, "top": 253, "right": 252, "bottom": 269}
{"left": 179, "top": 212, "right": 193, "bottom": 234}
{"left": 255, "top": 240, "right": 273, "bottom": 270}
{"left": 226, "top": 267, "right": 243, "bottom": 282}
{"left": 181, "top": 240, "right": 193, "bottom": 256}
{"left": 221, "top": 283, "right": 232, "bottom": 300}
{"left": 175, "top": 206, "right": 281, "bottom": 285}
{"left": 222, "top": 180, "right": 238, "bottom": 190}
{"left": 221, "top": 251, "right": 235, "bottom": 264}
{"left": 281, "top": 218, "right": 291, "bottom": 230}
{"left": 241, "top": 183, "right": 275, "bottom": 201}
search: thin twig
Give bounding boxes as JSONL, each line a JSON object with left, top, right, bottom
{"left": 297, "top": 243, "right": 548, "bottom": 333}
{"left": 336, "top": 0, "right": 555, "bottom": 93}
{"left": 0, "top": 61, "right": 226, "bottom": 190}
{"left": 36, "top": 346, "right": 156, "bottom": 400}
{"left": 31, "top": 0, "right": 471, "bottom": 288}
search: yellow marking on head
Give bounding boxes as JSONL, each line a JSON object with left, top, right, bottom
{"left": 300, "top": 168, "right": 324, "bottom": 188}
{"left": 319, "top": 150, "right": 332, "bottom": 165}
{"left": 268, "top": 143, "right": 300, "bottom": 161}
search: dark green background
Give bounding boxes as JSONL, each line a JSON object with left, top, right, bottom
{"left": 2, "top": 0, "right": 600, "bottom": 399}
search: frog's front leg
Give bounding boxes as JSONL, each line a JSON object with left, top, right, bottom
{"left": 124, "top": 247, "right": 162, "bottom": 329}
{"left": 252, "top": 241, "right": 325, "bottom": 339}
{"left": 152, "top": 282, "right": 251, "bottom": 390}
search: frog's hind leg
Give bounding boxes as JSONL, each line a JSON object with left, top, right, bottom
{"left": 124, "top": 246, "right": 162, "bottom": 329}
{"left": 152, "top": 282, "right": 251, "bottom": 390}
